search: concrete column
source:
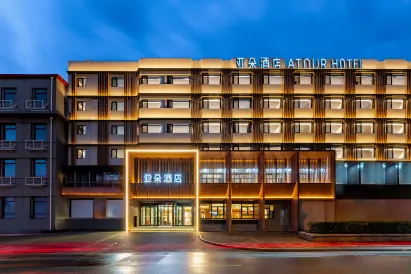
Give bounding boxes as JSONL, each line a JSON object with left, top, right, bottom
{"left": 226, "top": 199, "right": 232, "bottom": 232}
{"left": 258, "top": 198, "right": 265, "bottom": 231}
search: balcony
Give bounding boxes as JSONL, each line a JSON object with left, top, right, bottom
{"left": 25, "top": 177, "right": 47, "bottom": 187}
{"left": 0, "top": 100, "right": 17, "bottom": 111}
{"left": 26, "top": 100, "right": 48, "bottom": 110}
{"left": 0, "top": 140, "right": 16, "bottom": 150}
{"left": 25, "top": 140, "right": 47, "bottom": 150}
{"left": 0, "top": 177, "right": 15, "bottom": 187}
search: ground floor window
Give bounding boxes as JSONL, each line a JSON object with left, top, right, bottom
{"left": 30, "top": 197, "right": 46, "bottom": 219}
{"left": 265, "top": 205, "right": 275, "bottom": 219}
{"left": 140, "top": 203, "right": 193, "bottom": 226}
{"left": 200, "top": 203, "right": 225, "bottom": 219}
{"left": 232, "top": 203, "right": 259, "bottom": 219}
{"left": 70, "top": 199, "right": 94, "bottom": 218}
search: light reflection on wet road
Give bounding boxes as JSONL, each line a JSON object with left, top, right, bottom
{"left": 0, "top": 232, "right": 411, "bottom": 273}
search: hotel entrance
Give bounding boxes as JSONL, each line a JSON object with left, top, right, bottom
{"left": 140, "top": 203, "right": 193, "bottom": 227}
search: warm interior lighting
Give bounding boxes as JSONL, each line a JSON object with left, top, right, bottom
{"left": 125, "top": 149, "right": 199, "bottom": 233}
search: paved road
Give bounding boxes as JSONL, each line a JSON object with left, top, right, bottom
{"left": 1, "top": 232, "right": 411, "bottom": 273}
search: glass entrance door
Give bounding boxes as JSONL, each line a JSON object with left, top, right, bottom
{"left": 158, "top": 204, "right": 173, "bottom": 226}
{"left": 174, "top": 205, "right": 193, "bottom": 226}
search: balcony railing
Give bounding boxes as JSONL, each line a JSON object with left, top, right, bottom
{"left": 25, "top": 177, "right": 47, "bottom": 187}
{"left": 25, "top": 140, "right": 47, "bottom": 150}
{"left": 0, "top": 100, "right": 18, "bottom": 111}
{"left": 64, "top": 180, "right": 122, "bottom": 188}
{"left": 0, "top": 177, "right": 15, "bottom": 187}
{"left": 0, "top": 140, "right": 16, "bottom": 150}
{"left": 25, "top": 100, "right": 48, "bottom": 110}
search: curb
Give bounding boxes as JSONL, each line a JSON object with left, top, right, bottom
{"left": 198, "top": 232, "right": 411, "bottom": 252}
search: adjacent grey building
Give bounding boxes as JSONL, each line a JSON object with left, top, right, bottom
{"left": 0, "top": 74, "right": 67, "bottom": 233}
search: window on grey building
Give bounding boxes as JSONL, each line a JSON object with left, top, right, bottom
{"left": 30, "top": 197, "right": 46, "bottom": 219}
{"left": 33, "top": 159, "right": 47, "bottom": 177}
{"left": 33, "top": 88, "right": 47, "bottom": 102}
{"left": 1, "top": 88, "right": 16, "bottom": 102}
{"left": 32, "top": 124, "right": 47, "bottom": 141}
{"left": 2, "top": 159, "right": 16, "bottom": 177}
{"left": 2, "top": 197, "right": 15, "bottom": 219}
{"left": 1, "top": 124, "right": 16, "bottom": 141}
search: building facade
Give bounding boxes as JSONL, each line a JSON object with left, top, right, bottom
{"left": 61, "top": 58, "right": 411, "bottom": 232}
{"left": 0, "top": 74, "right": 67, "bottom": 233}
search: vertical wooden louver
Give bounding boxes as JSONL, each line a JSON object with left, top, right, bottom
{"left": 124, "top": 72, "right": 138, "bottom": 145}
{"left": 190, "top": 69, "right": 202, "bottom": 147}
{"left": 252, "top": 70, "right": 264, "bottom": 147}
{"left": 313, "top": 70, "right": 325, "bottom": 144}
{"left": 70, "top": 73, "right": 77, "bottom": 165}
{"left": 282, "top": 69, "right": 294, "bottom": 144}
{"left": 97, "top": 72, "right": 109, "bottom": 166}
{"left": 222, "top": 70, "right": 233, "bottom": 144}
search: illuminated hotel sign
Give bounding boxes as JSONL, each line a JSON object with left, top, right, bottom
{"left": 143, "top": 173, "right": 182, "bottom": 183}
{"left": 235, "top": 57, "right": 363, "bottom": 69}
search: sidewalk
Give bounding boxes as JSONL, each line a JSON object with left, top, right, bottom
{"left": 199, "top": 232, "right": 411, "bottom": 251}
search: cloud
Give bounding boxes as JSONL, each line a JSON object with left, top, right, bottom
{"left": 0, "top": 0, "right": 411, "bottom": 79}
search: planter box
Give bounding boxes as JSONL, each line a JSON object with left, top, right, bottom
{"left": 299, "top": 231, "right": 411, "bottom": 242}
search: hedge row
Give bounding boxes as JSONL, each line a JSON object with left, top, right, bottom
{"left": 309, "top": 221, "right": 411, "bottom": 234}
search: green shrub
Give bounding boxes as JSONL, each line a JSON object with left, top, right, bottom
{"left": 308, "top": 221, "right": 411, "bottom": 234}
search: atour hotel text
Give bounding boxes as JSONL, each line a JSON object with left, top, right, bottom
{"left": 236, "top": 57, "right": 363, "bottom": 69}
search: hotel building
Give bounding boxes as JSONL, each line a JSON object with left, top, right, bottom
{"left": 61, "top": 58, "right": 411, "bottom": 232}
{"left": 3, "top": 58, "right": 411, "bottom": 233}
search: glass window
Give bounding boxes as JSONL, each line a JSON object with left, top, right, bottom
{"left": 3, "top": 159, "right": 16, "bottom": 177}
{"left": 232, "top": 98, "right": 251, "bottom": 109}
{"left": 263, "top": 98, "right": 281, "bottom": 109}
{"left": 168, "top": 125, "right": 191, "bottom": 133}
{"left": 325, "top": 122, "right": 343, "bottom": 134}
{"left": 2, "top": 88, "right": 16, "bottom": 102}
{"left": 356, "top": 147, "right": 375, "bottom": 159}
{"left": 294, "top": 98, "right": 312, "bottom": 109}
{"left": 111, "top": 77, "right": 124, "bottom": 88}
{"left": 33, "top": 89, "right": 47, "bottom": 102}
{"left": 263, "top": 122, "right": 281, "bottom": 133}
{"left": 387, "top": 98, "right": 404, "bottom": 109}
{"left": 141, "top": 124, "right": 163, "bottom": 133}
{"left": 386, "top": 148, "right": 405, "bottom": 159}
{"left": 33, "top": 159, "right": 47, "bottom": 177}
{"left": 356, "top": 98, "right": 374, "bottom": 109}
{"left": 232, "top": 74, "right": 251, "bottom": 85}
{"left": 77, "top": 78, "right": 86, "bottom": 87}
{"left": 265, "top": 205, "right": 275, "bottom": 219}
{"left": 202, "top": 122, "right": 221, "bottom": 134}
{"left": 31, "top": 197, "right": 46, "bottom": 219}
{"left": 77, "top": 101, "right": 86, "bottom": 111}
{"left": 111, "top": 101, "right": 125, "bottom": 111}
{"left": 294, "top": 122, "right": 312, "bottom": 133}
{"left": 232, "top": 203, "right": 259, "bottom": 219}
{"left": 170, "top": 100, "right": 190, "bottom": 108}
{"left": 111, "top": 125, "right": 124, "bottom": 135}
{"left": 4, "top": 124, "right": 16, "bottom": 141}
{"left": 111, "top": 149, "right": 124, "bottom": 159}
{"left": 264, "top": 74, "right": 283, "bottom": 85}
{"left": 200, "top": 203, "right": 225, "bottom": 219}
{"left": 33, "top": 124, "right": 47, "bottom": 141}
{"left": 77, "top": 125, "right": 86, "bottom": 135}
{"left": 356, "top": 122, "right": 374, "bottom": 134}
{"left": 386, "top": 122, "right": 405, "bottom": 134}
{"left": 70, "top": 200, "right": 94, "bottom": 218}
{"left": 202, "top": 99, "right": 221, "bottom": 109}
{"left": 107, "top": 199, "right": 124, "bottom": 218}
{"left": 3, "top": 197, "right": 15, "bottom": 219}
{"left": 325, "top": 98, "right": 344, "bottom": 109}
{"left": 233, "top": 122, "right": 252, "bottom": 133}
{"left": 77, "top": 149, "right": 86, "bottom": 159}
{"left": 202, "top": 74, "right": 221, "bottom": 85}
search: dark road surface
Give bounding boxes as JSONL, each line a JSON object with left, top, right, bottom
{"left": 1, "top": 232, "right": 411, "bottom": 273}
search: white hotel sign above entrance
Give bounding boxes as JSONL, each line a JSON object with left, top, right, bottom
{"left": 235, "top": 57, "right": 363, "bottom": 69}
{"left": 143, "top": 173, "right": 182, "bottom": 183}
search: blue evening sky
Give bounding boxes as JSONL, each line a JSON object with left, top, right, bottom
{"left": 0, "top": 0, "right": 410, "bottom": 79}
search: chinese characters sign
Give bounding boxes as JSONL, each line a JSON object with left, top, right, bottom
{"left": 143, "top": 173, "right": 182, "bottom": 183}
{"left": 235, "top": 57, "right": 362, "bottom": 69}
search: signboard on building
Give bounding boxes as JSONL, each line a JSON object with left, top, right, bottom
{"left": 143, "top": 173, "right": 182, "bottom": 183}
{"left": 235, "top": 57, "right": 363, "bottom": 69}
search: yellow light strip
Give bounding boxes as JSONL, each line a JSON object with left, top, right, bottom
{"left": 125, "top": 150, "right": 129, "bottom": 232}
{"left": 195, "top": 150, "right": 199, "bottom": 233}
{"left": 132, "top": 196, "right": 195, "bottom": 199}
